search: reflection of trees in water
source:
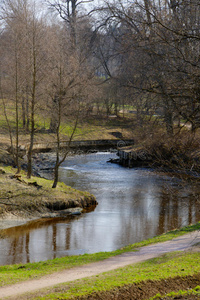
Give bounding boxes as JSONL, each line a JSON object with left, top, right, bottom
{"left": 114, "top": 187, "right": 160, "bottom": 246}
{"left": 114, "top": 181, "right": 200, "bottom": 248}
{"left": 53, "top": 224, "right": 57, "bottom": 259}
{"left": 9, "top": 238, "right": 18, "bottom": 265}
{"left": 3, "top": 217, "right": 76, "bottom": 265}
{"left": 65, "top": 226, "right": 71, "bottom": 250}
{"left": 117, "top": 191, "right": 147, "bottom": 244}
{"left": 187, "top": 194, "right": 200, "bottom": 224}
{"left": 52, "top": 222, "right": 72, "bottom": 257}
{"left": 8, "top": 235, "right": 27, "bottom": 265}
{"left": 157, "top": 183, "right": 200, "bottom": 236}
{"left": 26, "top": 233, "right": 30, "bottom": 263}
{"left": 157, "top": 186, "right": 178, "bottom": 235}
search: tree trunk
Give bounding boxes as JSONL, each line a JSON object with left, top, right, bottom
{"left": 165, "top": 110, "right": 173, "bottom": 135}
{"left": 52, "top": 160, "right": 59, "bottom": 188}
{"left": 27, "top": 32, "right": 36, "bottom": 178}
{"left": 49, "top": 117, "right": 57, "bottom": 133}
{"left": 143, "top": 0, "right": 152, "bottom": 25}
{"left": 70, "top": 0, "right": 77, "bottom": 48}
{"left": 26, "top": 93, "right": 30, "bottom": 132}
{"left": 114, "top": 102, "right": 118, "bottom": 116}
{"left": 15, "top": 44, "right": 20, "bottom": 173}
{"left": 1, "top": 90, "right": 15, "bottom": 166}
{"left": 27, "top": 121, "right": 34, "bottom": 178}
{"left": 22, "top": 95, "right": 26, "bottom": 129}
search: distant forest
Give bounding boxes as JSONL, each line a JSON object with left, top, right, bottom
{"left": 0, "top": 0, "right": 200, "bottom": 180}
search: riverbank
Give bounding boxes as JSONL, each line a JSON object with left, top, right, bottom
{"left": 0, "top": 223, "right": 199, "bottom": 299}
{"left": 0, "top": 164, "right": 97, "bottom": 221}
{"left": 117, "top": 132, "right": 200, "bottom": 177}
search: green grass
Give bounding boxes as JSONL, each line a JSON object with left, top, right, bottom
{"left": 150, "top": 285, "right": 200, "bottom": 299}
{"left": 0, "top": 164, "right": 97, "bottom": 228}
{"left": 0, "top": 165, "right": 90, "bottom": 199}
{"left": 22, "top": 251, "right": 200, "bottom": 299}
{"left": 0, "top": 222, "right": 199, "bottom": 287}
{"left": 0, "top": 106, "right": 134, "bottom": 143}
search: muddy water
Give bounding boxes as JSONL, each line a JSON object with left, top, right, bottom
{"left": 0, "top": 152, "right": 199, "bottom": 265}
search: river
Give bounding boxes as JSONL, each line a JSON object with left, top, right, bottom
{"left": 0, "top": 152, "right": 199, "bottom": 265}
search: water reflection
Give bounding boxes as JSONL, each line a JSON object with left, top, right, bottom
{"left": 0, "top": 216, "right": 86, "bottom": 265}
{"left": 0, "top": 152, "right": 199, "bottom": 265}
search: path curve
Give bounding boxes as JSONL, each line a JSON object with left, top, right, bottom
{"left": 0, "top": 230, "right": 200, "bottom": 299}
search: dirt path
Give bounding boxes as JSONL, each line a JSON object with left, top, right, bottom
{"left": 0, "top": 230, "right": 200, "bottom": 299}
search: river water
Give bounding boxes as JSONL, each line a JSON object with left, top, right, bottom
{"left": 0, "top": 152, "right": 199, "bottom": 265}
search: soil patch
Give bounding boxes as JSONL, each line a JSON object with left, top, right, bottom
{"left": 75, "top": 274, "right": 200, "bottom": 300}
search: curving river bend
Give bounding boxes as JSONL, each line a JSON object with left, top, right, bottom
{"left": 0, "top": 152, "right": 199, "bottom": 265}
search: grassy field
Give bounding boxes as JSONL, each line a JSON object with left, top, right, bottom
{"left": 0, "top": 99, "right": 136, "bottom": 151}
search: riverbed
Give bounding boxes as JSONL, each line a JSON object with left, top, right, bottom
{"left": 0, "top": 152, "right": 199, "bottom": 265}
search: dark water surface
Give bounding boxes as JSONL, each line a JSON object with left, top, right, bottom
{"left": 0, "top": 152, "right": 199, "bottom": 265}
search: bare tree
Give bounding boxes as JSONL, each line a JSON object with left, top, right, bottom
{"left": 95, "top": 0, "right": 200, "bottom": 135}
{"left": 46, "top": 0, "right": 94, "bottom": 48}
{"left": 1, "top": 0, "right": 48, "bottom": 177}
{"left": 44, "top": 21, "right": 94, "bottom": 187}
{"left": 0, "top": 0, "right": 28, "bottom": 171}
{"left": 26, "top": 6, "right": 48, "bottom": 178}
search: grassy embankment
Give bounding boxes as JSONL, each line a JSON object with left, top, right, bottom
{"left": 22, "top": 251, "right": 200, "bottom": 300}
{"left": 150, "top": 286, "right": 200, "bottom": 300}
{"left": 0, "top": 165, "right": 97, "bottom": 219}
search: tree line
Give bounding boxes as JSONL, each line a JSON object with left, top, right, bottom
{"left": 0, "top": 0, "right": 200, "bottom": 186}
